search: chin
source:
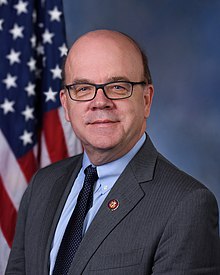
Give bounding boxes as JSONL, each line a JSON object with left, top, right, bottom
{"left": 87, "top": 136, "right": 121, "bottom": 150}
{"left": 92, "top": 140, "right": 117, "bottom": 150}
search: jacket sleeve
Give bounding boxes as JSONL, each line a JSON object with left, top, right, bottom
{"left": 5, "top": 176, "right": 34, "bottom": 275}
{"left": 152, "top": 188, "right": 220, "bottom": 275}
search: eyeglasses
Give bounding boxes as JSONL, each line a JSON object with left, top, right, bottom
{"left": 64, "top": 80, "right": 146, "bottom": 102}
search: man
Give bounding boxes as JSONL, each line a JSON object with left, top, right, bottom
{"left": 6, "top": 30, "right": 220, "bottom": 274}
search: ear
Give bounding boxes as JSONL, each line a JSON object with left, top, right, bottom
{"left": 60, "top": 89, "right": 71, "bottom": 122}
{"left": 143, "top": 84, "right": 154, "bottom": 118}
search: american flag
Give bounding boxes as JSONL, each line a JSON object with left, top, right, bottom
{"left": 0, "top": 0, "right": 82, "bottom": 272}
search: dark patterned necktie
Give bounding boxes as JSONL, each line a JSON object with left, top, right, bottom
{"left": 52, "top": 165, "right": 98, "bottom": 275}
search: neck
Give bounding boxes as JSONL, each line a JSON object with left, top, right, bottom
{"left": 84, "top": 147, "right": 129, "bottom": 166}
{"left": 84, "top": 134, "right": 145, "bottom": 166}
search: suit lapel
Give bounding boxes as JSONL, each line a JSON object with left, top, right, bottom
{"left": 38, "top": 156, "right": 83, "bottom": 274}
{"left": 69, "top": 136, "right": 158, "bottom": 274}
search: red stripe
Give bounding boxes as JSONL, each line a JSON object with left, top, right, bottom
{"left": 43, "top": 109, "right": 68, "bottom": 162}
{"left": 17, "top": 149, "right": 38, "bottom": 183}
{"left": 0, "top": 176, "right": 17, "bottom": 248}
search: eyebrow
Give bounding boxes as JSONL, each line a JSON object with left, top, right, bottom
{"left": 70, "top": 76, "right": 130, "bottom": 85}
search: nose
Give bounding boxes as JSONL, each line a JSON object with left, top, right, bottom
{"left": 90, "top": 87, "right": 113, "bottom": 110}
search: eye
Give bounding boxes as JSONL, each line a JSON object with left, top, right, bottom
{"left": 113, "top": 85, "right": 125, "bottom": 90}
{"left": 109, "top": 84, "right": 127, "bottom": 91}
{"left": 75, "top": 84, "right": 93, "bottom": 93}
{"left": 78, "top": 86, "right": 89, "bottom": 92}
{"left": 108, "top": 82, "right": 130, "bottom": 92}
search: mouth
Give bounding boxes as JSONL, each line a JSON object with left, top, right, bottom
{"left": 87, "top": 119, "right": 120, "bottom": 129}
{"left": 90, "top": 119, "right": 117, "bottom": 125}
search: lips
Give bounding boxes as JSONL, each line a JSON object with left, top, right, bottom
{"left": 90, "top": 119, "right": 117, "bottom": 124}
{"left": 85, "top": 113, "right": 120, "bottom": 125}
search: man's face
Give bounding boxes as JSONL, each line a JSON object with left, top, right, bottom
{"left": 60, "top": 31, "right": 153, "bottom": 165}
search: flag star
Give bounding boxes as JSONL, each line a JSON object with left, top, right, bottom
{"left": 0, "top": 0, "right": 7, "bottom": 6}
{"left": 21, "top": 105, "right": 34, "bottom": 121}
{"left": 2, "top": 73, "right": 17, "bottom": 89}
{"left": 9, "top": 23, "right": 24, "bottom": 40}
{"left": 38, "top": 22, "right": 44, "bottom": 28}
{"left": 48, "top": 6, "right": 62, "bottom": 22}
{"left": 30, "top": 35, "right": 36, "bottom": 47}
{"left": 50, "top": 64, "right": 62, "bottom": 79}
{"left": 42, "top": 28, "right": 54, "bottom": 44}
{"left": 19, "top": 130, "right": 33, "bottom": 146}
{"left": 25, "top": 82, "right": 35, "bottom": 96}
{"left": 44, "top": 87, "right": 57, "bottom": 102}
{"left": 42, "top": 56, "right": 46, "bottom": 67}
{"left": 14, "top": 0, "right": 28, "bottom": 15}
{"left": 35, "top": 68, "right": 42, "bottom": 78}
{"left": 0, "top": 19, "right": 4, "bottom": 31}
{"left": 0, "top": 98, "right": 15, "bottom": 114}
{"left": 36, "top": 43, "right": 44, "bottom": 55}
{"left": 6, "top": 49, "right": 21, "bottom": 65}
{"left": 27, "top": 57, "right": 36, "bottom": 71}
{"left": 59, "top": 43, "right": 68, "bottom": 57}
{"left": 32, "top": 10, "right": 37, "bottom": 23}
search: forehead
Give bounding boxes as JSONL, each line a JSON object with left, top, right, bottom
{"left": 65, "top": 33, "right": 144, "bottom": 82}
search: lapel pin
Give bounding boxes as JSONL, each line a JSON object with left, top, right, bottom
{"left": 108, "top": 199, "right": 119, "bottom": 211}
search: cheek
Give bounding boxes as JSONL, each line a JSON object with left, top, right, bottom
{"left": 68, "top": 106, "right": 81, "bottom": 124}
{"left": 129, "top": 96, "right": 146, "bottom": 116}
{"left": 127, "top": 100, "right": 148, "bottom": 132}
{"left": 119, "top": 100, "right": 144, "bottom": 128}
{"left": 67, "top": 105, "right": 88, "bottom": 134}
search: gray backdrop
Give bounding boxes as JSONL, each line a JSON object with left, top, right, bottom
{"left": 63, "top": 0, "right": 220, "bottom": 214}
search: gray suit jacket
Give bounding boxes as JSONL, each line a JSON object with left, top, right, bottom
{"left": 6, "top": 135, "right": 220, "bottom": 274}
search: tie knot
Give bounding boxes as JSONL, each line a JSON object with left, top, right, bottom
{"left": 84, "top": 165, "right": 98, "bottom": 183}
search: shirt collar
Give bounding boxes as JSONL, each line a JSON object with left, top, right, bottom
{"left": 82, "top": 133, "right": 146, "bottom": 194}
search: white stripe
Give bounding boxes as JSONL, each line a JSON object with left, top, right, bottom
{"left": 39, "top": 133, "right": 51, "bottom": 168}
{"left": 0, "top": 130, "right": 27, "bottom": 210}
{"left": 0, "top": 228, "right": 10, "bottom": 274}
{"left": 58, "top": 107, "right": 82, "bottom": 157}
{"left": 33, "top": 143, "right": 39, "bottom": 159}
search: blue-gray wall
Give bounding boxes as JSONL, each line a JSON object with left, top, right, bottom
{"left": 63, "top": 1, "right": 220, "bottom": 212}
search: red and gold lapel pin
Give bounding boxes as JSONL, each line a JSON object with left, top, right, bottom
{"left": 108, "top": 199, "right": 119, "bottom": 211}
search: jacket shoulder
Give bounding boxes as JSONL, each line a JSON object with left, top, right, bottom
{"left": 34, "top": 153, "right": 83, "bottom": 178}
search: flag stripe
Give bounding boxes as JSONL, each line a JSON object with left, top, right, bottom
{"left": 43, "top": 109, "right": 68, "bottom": 162}
{"left": 0, "top": 130, "right": 28, "bottom": 210}
{"left": 0, "top": 176, "right": 17, "bottom": 248}
{"left": 58, "top": 107, "right": 83, "bottom": 156}
{"left": 17, "top": 150, "right": 38, "bottom": 183}
{"left": 40, "top": 133, "right": 52, "bottom": 168}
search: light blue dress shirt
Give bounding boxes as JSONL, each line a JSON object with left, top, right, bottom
{"left": 49, "top": 134, "right": 146, "bottom": 274}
